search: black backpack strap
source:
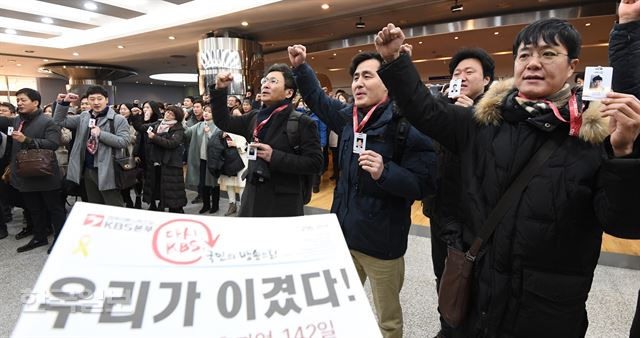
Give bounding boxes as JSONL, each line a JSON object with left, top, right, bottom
{"left": 286, "top": 110, "right": 303, "bottom": 154}
{"left": 466, "top": 130, "right": 567, "bottom": 260}
{"left": 392, "top": 116, "right": 410, "bottom": 163}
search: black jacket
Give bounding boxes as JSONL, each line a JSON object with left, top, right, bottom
{"left": 379, "top": 34, "right": 640, "bottom": 337}
{"left": 294, "top": 62, "right": 437, "bottom": 259}
{"left": 6, "top": 110, "right": 62, "bottom": 192}
{"left": 210, "top": 87, "right": 323, "bottom": 217}
{"left": 132, "top": 117, "right": 187, "bottom": 208}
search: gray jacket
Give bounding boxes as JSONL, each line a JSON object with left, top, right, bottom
{"left": 54, "top": 103, "right": 130, "bottom": 191}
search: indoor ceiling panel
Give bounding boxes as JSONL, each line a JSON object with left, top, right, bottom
{"left": 39, "top": 0, "right": 146, "bottom": 19}
{"left": 0, "top": 9, "right": 97, "bottom": 29}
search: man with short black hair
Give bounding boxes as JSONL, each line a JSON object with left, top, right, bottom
{"left": 423, "top": 47, "right": 495, "bottom": 338}
{"left": 0, "top": 102, "right": 16, "bottom": 117}
{"left": 54, "top": 85, "right": 130, "bottom": 206}
{"left": 289, "top": 45, "right": 437, "bottom": 338}
{"left": 211, "top": 63, "right": 323, "bottom": 217}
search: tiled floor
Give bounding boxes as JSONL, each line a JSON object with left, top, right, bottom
{"left": 1, "top": 194, "right": 639, "bottom": 337}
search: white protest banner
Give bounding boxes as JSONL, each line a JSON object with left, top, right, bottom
{"left": 12, "top": 202, "right": 381, "bottom": 338}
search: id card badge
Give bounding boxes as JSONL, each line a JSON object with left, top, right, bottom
{"left": 147, "top": 126, "right": 153, "bottom": 133}
{"left": 353, "top": 132, "right": 367, "bottom": 154}
{"left": 7, "top": 126, "right": 14, "bottom": 135}
{"left": 582, "top": 66, "right": 613, "bottom": 101}
{"left": 247, "top": 143, "right": 257, "bottom": 160}
{"left": 88, "top": 118, "right": 96, "bottom": 128}
{"left": 448, "top": 78, "right": 462, "bottom": 98}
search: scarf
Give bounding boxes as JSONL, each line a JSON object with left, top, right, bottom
{"left": 156, "top": 119, "right": 177, "bottom": 134}
{"left": 255, "top": 100, "right": 291, "bottom": 141}
{"left": 514, "top": 83, "right": 572, "bottom": 119}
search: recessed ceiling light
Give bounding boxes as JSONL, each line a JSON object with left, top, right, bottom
{"left": 418, "top": 41, "right": 423, "bottom": 45}
{"left": 16, "top": 64, "right": 22, "bottom": 67}
{"left": 84, "top": 2, "right": 98, "bottom": 11}
{"left": 332, "top": 52, "right": 337, "bottom": 56}
{"left": 117, "top": 45, "right": 124, "bottom": 49}
{"left": 168, "top": 36, "right": 176, "bottom": 40}
{"left": 241, "top": 21, "right": 248, "bottom": 27}
{"left": 454, "top": 36, "right": 459, "bottom": 40}
{"left": 321, "top": 4, "right": 330, "bottom": 10}
{"left": 311, "top": 56, "right": 315, "bottom": 60}
{"left": 41, "top": 17, "right": 54, "bottom": 24}
{"left": 4, "top": 28, "right": 17, "bottom": 35}
{"left": 72, "top": 52, "right": 79, "bottom": 56}
{"left": 150, "top": 82, "right": 153, "bottom": 85}
{"left": 149, "top": 73, "right": 198, "bottom": 83}
{"left": 43, "top": 59, "right": 49, "bottom": 62}
{"left": 8, "top": 60, "right": 15, "bottom": 63}
{"left": 494, "top": 31, "right": 500, "bottom": 35}
{"left": 585, "top": 23, "right": 591, "bottom": 27}
{"left": 328, "top": 68, "right": 344, "bottom": 72}
{"left": 358, "top": 49, "right": 362, "bottom": 52}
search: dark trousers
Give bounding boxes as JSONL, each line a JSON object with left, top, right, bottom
{"left": 199, "top": 159, "right": 219, "bottom": 210}
{"left": 22, "top": 189, "right": 66, "bottom": 241}
{"left": 431, "top": 217, "right": 453, "bottom": 337}
{"left": 632, "top": 290, "right": 640, "bottom": 338}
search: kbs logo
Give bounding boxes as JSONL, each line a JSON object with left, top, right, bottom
{"left": 152, "top": 219, "right": 220, "bottom": 265}
{"left": 83, "top": 214, "right": 104, "bottom": 227}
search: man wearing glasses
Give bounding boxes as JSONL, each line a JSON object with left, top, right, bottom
{"left": 210, "top": 64, "right": 323, "bottom": 217}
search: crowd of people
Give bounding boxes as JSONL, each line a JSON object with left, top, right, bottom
{"left": 1, "top": 1, "right": 640, "bottom": 337}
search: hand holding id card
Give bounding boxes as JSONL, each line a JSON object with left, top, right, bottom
{"left": 582, "top": 66, "right": 613, "bottom": 101}
{"left": 7, "top": 126, "right": 13, "bottom": 135}
{"left": 88, "top": 118, "right": 96, "bottom": 128}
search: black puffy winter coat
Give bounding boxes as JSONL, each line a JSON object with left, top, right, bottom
{"left": 379, "top": 29, "right": 640, "bottom": 337}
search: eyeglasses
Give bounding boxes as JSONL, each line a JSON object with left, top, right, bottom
{"left": 260, "top": 77, "right": 279, "bottom": 86}
{"left": 515, "top": 50, "right": 569, "bottom": 65}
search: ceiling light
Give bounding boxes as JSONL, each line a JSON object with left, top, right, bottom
{"left": 43, "top": 59, "right": 49, "bottom": 62}
{"left": 117, "top": 45, "right": 124, "bottom": 49}
{"left": 84, "top": 2, "right": 98, "bottom": 11}
{"left": 311, "top": 56, "right": 315, "bottom": 60}
{"left": 8, "top": 60, "right": 15, "bottom": 63}
{"left": 358, "top": 49, "right": 362, "bottom": 52}
{"left": 355, "top": 17, "right": 365, "bottom": 29}
{"left": 4, "top": 28, "right": 17, "bottom": 35}
{"left": 149, "top": 73, "right": 198, "bottom": 83}
{"left": 454, "top": 36, "right": 459, "bottom": 40}
{"left": 494, "top": 31, "right": 500, "bottom": 35}
{"left": 585, "top": 23, "right": 591, "bottom": 26}
{"left": 418, "top": 41, "right": 423, "bottom": 45}
{"left": 451, "top": 0, "right": 463, "bottom": 12}
{"left": 333, "top": 52, "right": 337, "bottom": 56}
{"left": 321, "top": 4, "right": 330, "bottom": 10}
{"left": 41, "top": 17, "right": 54, "bottom": 24}
{"left": 16, "top": 64, "right": 22, "bottom": 67}
{"left": 72, "top": 52, "right": 79, "bottom": 56}
{"left": 168, "top": 36, "right": 176, "bottom": 40}
{"left": 241, "top": 21, "right": 248, "bottom": 27}
{"left": 328, "top": 68, "right": 344, "bottom": 72}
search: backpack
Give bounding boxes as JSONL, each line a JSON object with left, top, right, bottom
{"left": 286, "top": 110, "right": 316, "bottom": 205}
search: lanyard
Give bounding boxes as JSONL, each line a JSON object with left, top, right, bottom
{"left": 352, "top": 96, "right": 387, "bottom": 133}
{"left": 517, "top": 92, "right": 580, "bottom": 135}
{"left": 253, "top": 104, "right": 288, "bottom": 142}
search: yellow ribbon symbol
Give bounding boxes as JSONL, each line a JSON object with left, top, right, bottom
{"left": 73, "top": 235, "right": 91, "bottom": 257}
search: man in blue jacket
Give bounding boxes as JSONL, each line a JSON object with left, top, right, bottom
{"left": 289, "top": 45, "right": 437, "bottom": 338}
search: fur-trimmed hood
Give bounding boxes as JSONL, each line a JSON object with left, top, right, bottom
{"left": 473, "top": 78, "right": 610, "bottom": 144}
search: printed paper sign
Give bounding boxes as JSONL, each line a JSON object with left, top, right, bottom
{"left": 12, "top": 202, "right": 381, "bottom": 338}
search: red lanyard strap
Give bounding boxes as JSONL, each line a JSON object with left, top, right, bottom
{"left": 517, "top": 92, "right": 580, "bottom": 127}
{"left": 253, "top": 104, "right": 288, "bottom": 142}
{"left": 352, "top": 96, "right": 387, "bottom": 133}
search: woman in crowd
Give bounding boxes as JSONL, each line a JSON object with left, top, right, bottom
{"left": 185, "top": 101, "right": 221, "bottom": 214}
{"left": 217, "top": 107, "right": 247, "bottom": 216}
{"left": 241, "top": 99, "right": 253, "bottom": 114}
{"left": 117, "top": 103, "right": 140, "bottom": 208}
{"left": 296, "top": 98, "right": 326, "bottom": 193}
{"left": 133, "top": 105, "right": 187, "bottom": 213}
{"left": 131, "top": 101, "right": 161, "bottom": 209}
